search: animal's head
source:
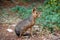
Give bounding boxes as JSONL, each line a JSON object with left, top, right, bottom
{"left": 32, "top": 7, "right": 41, "bottom": 18}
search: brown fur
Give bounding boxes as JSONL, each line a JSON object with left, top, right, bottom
{"left": 15, "top": 7, "right": 40, "bottom": 37}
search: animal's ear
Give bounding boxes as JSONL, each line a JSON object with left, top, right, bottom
{"left": 32, "top": 7, "right": 36, "bottom": 13}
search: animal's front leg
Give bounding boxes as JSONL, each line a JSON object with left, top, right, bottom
{"left": 30, "top": 27, "right": 33, "bottom": 37}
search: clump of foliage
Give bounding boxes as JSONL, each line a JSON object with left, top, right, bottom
{"left": 10, "top": 5, "right": 33, "bottom": 19}
{"left": 36, "top": 0, "right": 60, "bottom": 32}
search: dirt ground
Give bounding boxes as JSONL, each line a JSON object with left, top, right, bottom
{"left": 0, "top": 24, "right": 60, "bottom": 40}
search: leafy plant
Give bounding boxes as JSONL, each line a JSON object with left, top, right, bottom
{"left": 36, "top": 0, "right": 60, "bottom": 32}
